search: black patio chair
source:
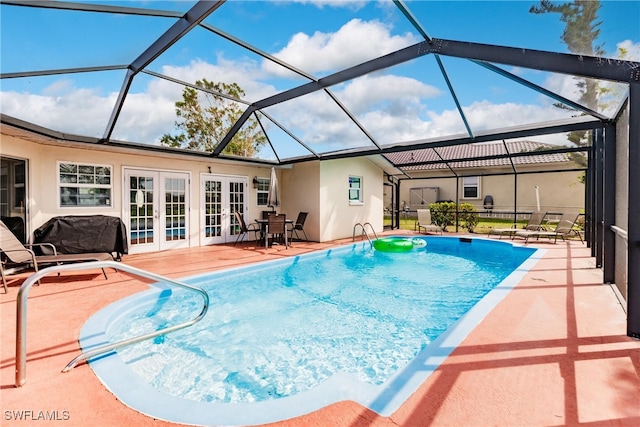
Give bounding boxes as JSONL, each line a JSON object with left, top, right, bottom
{"left": 233, "top": 211, "right": 260, "bottom": 245}
{"left": 266, "top": 213, "right": 288, "bottom": 249}
{"left": 289, "top": 212, "right": 308, "bottom": 241}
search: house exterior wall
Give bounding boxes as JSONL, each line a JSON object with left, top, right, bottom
{"left": 281, "top": 161, "right": 321, "bottom": 242}
{"left": 0, "top": 134, "right": 286, "bottom": 246}
{"left": 319, "top": 158, "right": 384, "bottom": 241}
{"left": 397, "top": 165, "right": 584, "bottom": 217}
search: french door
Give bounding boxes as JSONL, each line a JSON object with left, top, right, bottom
{"left": 201, "top": 174, "right": 249, "bottom": 245}
{"left": 124, "top": 169, "right": 190, "bottom": 254}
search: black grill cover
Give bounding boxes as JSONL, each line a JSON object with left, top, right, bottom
{"left": 33, "top": 215, "right": 128, "bottom": 259}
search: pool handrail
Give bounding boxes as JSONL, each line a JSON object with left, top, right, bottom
{"left": 15, "top": 260, "right": 209, "bottom": 387}
{"left": 353, "top": 222, "right": 379, "bottom": 246}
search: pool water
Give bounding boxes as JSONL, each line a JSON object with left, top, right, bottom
{"left": 82, "top": 236, "right": 540, "bottom": 425}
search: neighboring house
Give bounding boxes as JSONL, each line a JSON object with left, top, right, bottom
{"left": 384, "top": 140, "right": 585, "bottom": 217}
{"left": 1, "top": 125, "right": 384, "bottom": 254}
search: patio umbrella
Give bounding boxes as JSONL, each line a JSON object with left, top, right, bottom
{"left": 267, "top": 167, "right": 280, "bottom": 211}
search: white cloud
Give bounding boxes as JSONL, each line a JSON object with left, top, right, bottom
{"left": 462, "top": 100, "right": 574, "bottom": 131}
{"left": 263, "top": 18, "right": 419, "bottom": 76}
{"left": 289, "top": 0, "right": 368, "bottom": 9}
{"left": 161, "top": 57, "right": 278, "bottom": 102}
{"left": 616, "top": 39, "right": 640, "bottom": 61}
{"left": 375, "top": 100, "right": 576, "bottom": 145}
{"left": 338, "top": 74, "right": 441, "bottom": 114}
{"left": 1, "top": 86, "right": 115, "bottom": 139}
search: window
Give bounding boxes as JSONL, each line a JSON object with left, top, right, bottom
{"left": 58, "top": 162, "right": 112, "bottom": 207}
{"left": 255, "top": 177, "right": 269, "bottom": 206}
{"left": 349, "top": 176, "right": 363, "bottom": 205}
{"left": 462, "top": 176, "right": 479, "bottom": 199}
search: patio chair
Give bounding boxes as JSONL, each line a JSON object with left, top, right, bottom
{"left": 415, "top": 209, "right": 443, "bottom": 234}
{"left": 265, "top": 213, "right": 288, "bottom": 249}
{"left": 514, "top": 213, "right": 582, "bottom": 243}
{"left": 289, "top": 211, "right": 308, "bottom": 241}
{"left": 233, "top": 211, "right": 260, "bottom": 245}
{"left": 488, "top": 211, "right": 547, "bottom": 239}
{"left": 0, "top": 220, "right": 114, "bottom": 292}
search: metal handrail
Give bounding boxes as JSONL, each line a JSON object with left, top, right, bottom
{"left": 611, "top": 225, "right": 628, "bottom": 242}
{"left": 352, "top": 222, "right": 379, "bottom": 246}
{"left": 15, "top": 260, "right": 209, "bottom": 387}
{"left": 363, "top": 222, "right": 379, "bottom": 241}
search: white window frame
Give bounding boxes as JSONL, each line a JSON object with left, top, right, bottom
{"left": 255, "top": 177, "right": 270, "bottom": 206}
{"left": 349, "top": 175, "right": 363, "bottom": 205}
{"left": 58, "top": 161, "right": 113, "bottom": 207}
{"left": 462, "top": 176, "right": 480, "bottom": 199}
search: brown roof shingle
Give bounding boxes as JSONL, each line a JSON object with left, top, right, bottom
{"left": 384, "top": 140, "right": 575, "bottom": 171}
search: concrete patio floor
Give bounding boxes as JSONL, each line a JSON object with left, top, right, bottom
{"left": 1, "top": 232, "right": 639, "bottom": 426}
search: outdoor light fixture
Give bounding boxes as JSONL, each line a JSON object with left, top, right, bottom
{"left": 207, "top": 166, "right": 211, "bottom": 173}
{"left": 253, "top": 176, "right": 260, "bottom": 188}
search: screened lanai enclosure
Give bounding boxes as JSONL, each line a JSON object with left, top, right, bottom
{"left": 1, "top": 1, "right": 639, "bottom": 335}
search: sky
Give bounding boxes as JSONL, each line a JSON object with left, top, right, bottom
{"left": 1, "top": 0, "right": 639, "bottom": 160}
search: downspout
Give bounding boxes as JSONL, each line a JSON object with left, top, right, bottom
{"left": 503, "top": 141, "right": 518, "bottom": 225}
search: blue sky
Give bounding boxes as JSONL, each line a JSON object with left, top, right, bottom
{"left": 1, "top": 1, "right": 639, "bottom": 158}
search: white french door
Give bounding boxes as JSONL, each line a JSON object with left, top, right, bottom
{"left": 124, "top": 169, "right": 190, "bottom": 254}
{"left": 201, "top": 174, "right": 249, "bottom": 245}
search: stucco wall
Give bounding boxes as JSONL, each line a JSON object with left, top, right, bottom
{"left": 281, "top": 161, "right": 320, "bottom": 242}
{"left": 319, "top": 158, "right": 384, "bottom": 241}
{"left": 396, "top": 166, "right": 584, "bottom": 217}
{"left": 1, "top": 134, "right": 279, "bottom": 245}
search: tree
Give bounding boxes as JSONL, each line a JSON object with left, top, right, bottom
{"left": 530, "top": 0, "right": 605, "bottom": 178}
{"left": 161, "top": 79, "right": 266, "bottom": 157}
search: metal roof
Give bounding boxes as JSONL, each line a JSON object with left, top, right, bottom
{"left": 386, "top": 140, "right": 575, "bottom": 171}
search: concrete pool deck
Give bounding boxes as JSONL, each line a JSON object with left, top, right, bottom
{"left": 1, "top": 232, "right": 639, "bottom": 426}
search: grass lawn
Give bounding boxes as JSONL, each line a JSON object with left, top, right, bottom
{"left": 384, "top": 215, "right": 582, "bottom": 238}
{"left": 385, "top": 216, "right": 525, "bottom": 233}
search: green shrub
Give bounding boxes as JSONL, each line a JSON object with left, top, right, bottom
{"left": 429, "top": 201, "right": 456, "bottom": 231}
{"left": 458, "top": 202, "right": 479, "bottom": 232}
{"left": 428, "top": 201, "right": 479, "bottom": 232}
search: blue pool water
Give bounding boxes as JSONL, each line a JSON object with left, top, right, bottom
{"left": 81, "top": 236, "right": 541, "bottom": 426}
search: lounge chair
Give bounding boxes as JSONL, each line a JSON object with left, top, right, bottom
{"left": 0, "top": 220, "right": 114, "bottom": 292}
{"left": 514, "top": 213, "right": 582, "bottom": 243}
{"left": 488, "top": 211, "right": 547, "bottom": 239}
{"left": 415, "top": 209, "right": 443, "bottom": 234}
{"left": 233, "top": 211, "right": 260, "bottom": 245}
{"left": 289, "top": 211, "right": 308, "bottom": 241}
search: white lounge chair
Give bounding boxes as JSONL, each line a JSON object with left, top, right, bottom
{"left": 488, "top": 211, "right": 547, "bottom": 239}
{"left": 514, "top": 213, "right": 582, "bottom": 243}
{"left": 415, "top": 209, "right": 443, "bottom": 234}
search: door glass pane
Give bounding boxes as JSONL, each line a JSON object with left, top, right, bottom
{"left": 1, "top": 157, "right": 27, "bottom": 243}
{"left": 165, "top": 177, "right": 186, "bottom": 241}
{"left": 204, "top": 179, "right": 222, "bottom": 237}
{"left": 130, "top": 176, "right": 154, "bottom": 245}
{"left": 229, "top": 181, "right": 245, "bottom": 236}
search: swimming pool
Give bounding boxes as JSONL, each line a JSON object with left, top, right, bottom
{"left": 81, "top": 236, "right": 542, "bottom": 426}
